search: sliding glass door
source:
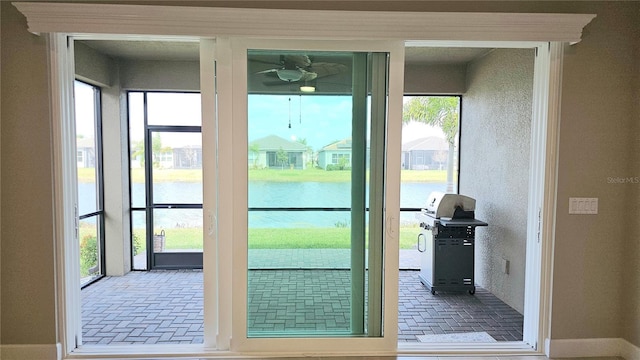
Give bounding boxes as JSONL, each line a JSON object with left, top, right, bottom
{"left": 225, "top": 39, "right": 404, "bottom": 352}
{"left": 246, "top": 50, "right": 389, "bottom": 337}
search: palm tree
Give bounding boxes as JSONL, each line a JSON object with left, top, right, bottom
{"left": 151, "top": 132, "right": 173, "bottom": 168}
{"left": 402, "top": 96, "right": 459, "bottom": 192}
{"left": 131, "top": 140, "right": 145, "bottom": 167}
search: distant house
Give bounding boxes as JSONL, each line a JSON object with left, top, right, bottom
{"left": 133, "top": 145, "right": 203, "bottom": 169}
{"left": 317, "top": 138, "right": 352, "bottom": 170}
{"left": 172, "top": 146, "right": 202, "bottom": 169}
{"left": 249, "top": 135, "right": 308, "bottom": 169}
{"left": 76, "top": 137, "right": 96, "bottom": 168}
{"left": 317, "top": 138, "right": 371, "bottom": 170}
{"left": 155, "top": 149, "right": 174, "bottom": 169}
{"left": 401, "top": 137, "right": 448, "bottom": 170}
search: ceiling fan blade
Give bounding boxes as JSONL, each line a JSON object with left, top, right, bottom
{"left": 309, "top": 62, "right": 348, "bottom": 78}
{"left": 254, "top": 54, "right": 349, "bottom": 89}
{"left": 282, "top": 54, "right": 311, "bottom": 68}
{"left": 262, "top": 78, "right": 303, "bottom": 86}
{"left": 256, "top": 68, "right": 278, "bottom": 75}
{"left": 298, "top": 70, "right": 318, "bottom": 81}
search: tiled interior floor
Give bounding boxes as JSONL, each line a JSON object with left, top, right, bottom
{"left": 82, "top": 266, "right": 522, "bottom": 344}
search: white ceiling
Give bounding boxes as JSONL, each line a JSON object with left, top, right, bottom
{"left": 79, "top": 40, "right": 491, "bottom": 65}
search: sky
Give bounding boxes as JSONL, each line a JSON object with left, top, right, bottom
{"left": 75, "top": 81, "right": 445, "bottom": 151}
{"left": 74, "top": 81, "right": 97, "bottom": 138}
{"left": 249, "top": 95, "right": 352, "bottom": 150}
{"left": 248, "top": 94, "right": 443, "bottom": 151}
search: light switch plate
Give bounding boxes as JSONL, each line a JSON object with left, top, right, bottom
{"left": 569, "top": 197, "right": 598, "bottom": 214}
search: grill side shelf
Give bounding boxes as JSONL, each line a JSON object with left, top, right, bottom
{"left": 438, "top": 218, "right": 488, "bottom": 227}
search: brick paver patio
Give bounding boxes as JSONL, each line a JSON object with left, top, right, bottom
{"left": 81, "top": 250, "right": 522, "bottom": 345}
{"left": 81, "top": 270, "right": 204, "bottom": 345}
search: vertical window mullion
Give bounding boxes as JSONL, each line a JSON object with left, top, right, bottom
{"left": 366, "top": 52, "right": 388, "bottom": 337}
{"left": 93, "top": 85, "right": 106, "bottom": 278}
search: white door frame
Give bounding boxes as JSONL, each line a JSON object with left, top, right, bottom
{"left": 14, "top": 2, "right": 594, "bottom": 358}
{"left": 48, "top": 32, "right": 82, "bottom": 356}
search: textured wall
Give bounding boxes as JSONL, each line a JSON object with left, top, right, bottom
{"left": 75, "top": 41, "right": 115, "bottom": 88}
{"left": 460, "top": 48, "right": 534, "bottom": 313}
{"left": 404, "top": 64, "right": 466, "bottom": 95}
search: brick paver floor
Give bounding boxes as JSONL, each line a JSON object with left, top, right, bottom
{"left": 248, "top": 269, "right": 352, "bottom": 334}
{"left": 81, "top": 270, "right": 204, "bottom": 345}
{"left": 398, "top": 270, "right": 523, "bottom": 342}
{"left": 81, "top": 267, "right": 522, "bottom": 344}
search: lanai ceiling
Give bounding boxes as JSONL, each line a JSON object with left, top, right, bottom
{"left": 79, "top": 40, "right": 492, "bottom": 65}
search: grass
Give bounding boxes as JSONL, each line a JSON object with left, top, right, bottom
{"left": 248, "top": 167, "right": 352, "bottom": 182}
{"left": 130, "top": 226, "right": 420, "bottom": 250}
{"left": 400, "top": 169, "right": 451, "bottom": 183}
{"left": 79, "top": 167, "right": 448, "bottom": 183}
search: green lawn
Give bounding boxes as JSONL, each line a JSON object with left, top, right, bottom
{"left": 249, "top": 167, "right": 351, "bottom": 182}
{"left": 79, "top": 167, "right": 449, "bottom": 183}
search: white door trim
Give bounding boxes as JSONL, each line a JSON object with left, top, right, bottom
{"left": 48, "top": 32, "right": 82, "bottom": 355}
{"left": 14, "top": 2, "right": 594, "bottom": 43}
{"left": 200, "top": 38, "right": 218, "bottom": 349}
{"left": 536, "top": 42, "right": 566, "bottom": 355}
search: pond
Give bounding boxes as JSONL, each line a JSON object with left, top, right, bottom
{"left": 79, "top": 181, "right": 447, "bottom": 228}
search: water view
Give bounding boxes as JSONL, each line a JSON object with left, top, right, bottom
{"left": 78, "top": 181, "right": 447, "bottom": 228}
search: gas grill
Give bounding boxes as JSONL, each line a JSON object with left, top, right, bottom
{"left": 416, "top": 192, "right": 487, "bottom": 295}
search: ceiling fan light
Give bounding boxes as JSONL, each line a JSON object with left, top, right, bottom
{"left": 300, "top": 85, "right": 316, "bottom": 92}
{"left": 276, "top": 69, "right": 303, "bottom": 82}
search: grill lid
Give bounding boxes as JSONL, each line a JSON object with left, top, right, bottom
{"left": 424, "top": 191, "right": 476, "bottom": 219}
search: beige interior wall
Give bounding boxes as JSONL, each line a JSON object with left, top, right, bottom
{"left": 0, "top": 2, "right": 57, "bottom": 344}
{"left": 1, "top": 0, "right": 639, "bottom": 350}
{"left": 0, "top": 0, "right": 3, "bottom": 348}
{"left": 552, "top": 2, "right": 638, "bottom": 341}
{"left": 459, "top": 48, "right": 535, "bottom": 313}
{"left": 626, "top": 167, "right": 640, "bottom": 345}
{"left": 623, "top": 16, "right": 640, "bottom": 346}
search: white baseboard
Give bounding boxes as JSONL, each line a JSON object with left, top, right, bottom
{"left": 546, "top": 337, "right": 640, "bottom": 359}
{"left": 621, "top": 338, "right": 640, "bottom": 360}
{"left": 0, "top": 343, "right": 61, "bottom": 360}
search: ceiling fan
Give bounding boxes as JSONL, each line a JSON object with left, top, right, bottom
{"left": 253, "top": 54, "right": 348, "bottom": 89}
